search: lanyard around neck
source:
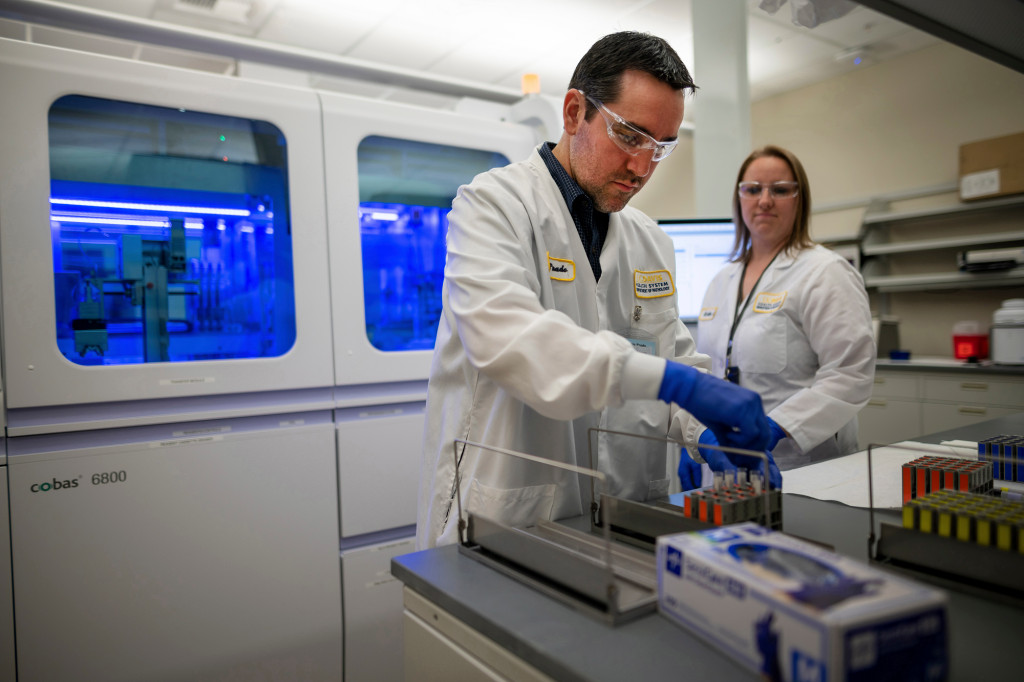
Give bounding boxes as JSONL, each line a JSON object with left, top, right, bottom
{"left": 725, "top": 251, "right": 780, "bottom": 369}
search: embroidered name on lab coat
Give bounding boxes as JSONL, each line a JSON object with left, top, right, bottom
{"left": 698, "top": 307, "right": 717, "bottom": 321}
{"left": 752, "top": 291, "right": 787, "bottom": 313}
{"left": 634, "top": 269, "right": 674, "bottom": 298}
{"left": 548, "top": 253, "right": 575, "bottom": 281}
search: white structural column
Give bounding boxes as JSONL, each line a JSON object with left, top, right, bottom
{"left": 691, "top": 0, "right": 752, "bottom": 217}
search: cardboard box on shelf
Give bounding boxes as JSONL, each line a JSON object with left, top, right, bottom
{"left": 959, "top": 131, "right": 1024, "bottom": 201}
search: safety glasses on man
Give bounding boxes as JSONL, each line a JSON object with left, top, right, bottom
{"left": 737, "top": 181, "right": 800, "bottom": 200}
{"left": 581, "top": 91, "right": 679, "bottom": 162}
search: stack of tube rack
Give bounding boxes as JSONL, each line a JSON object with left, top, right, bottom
{"left": 901, "top": 455, "right": 993, "bottom": 504}
{"left": 680, "top": 470, "right": 782, "bottom": 529}
{"left": 979, "top": 434, "right": 1024, "bottom": 482}
{"left": 902, "top": 489, "right": 1024, "bottom": 552}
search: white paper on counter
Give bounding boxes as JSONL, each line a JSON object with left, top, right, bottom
{"left": 782, "top": 440, "right": 978, "bottom": 509}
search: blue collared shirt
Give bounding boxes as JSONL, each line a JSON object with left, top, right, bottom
{"left": 538, "top": 143, "right": 608, "bottom": 281}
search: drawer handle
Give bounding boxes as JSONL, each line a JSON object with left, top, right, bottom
{"left": 868, "top": 398, "right": 888, "bottom": 407}
{"left": 958, "top": 406, "right": 987, "bottom": 415}
{"left": 960, "top": 382, "right": 988, "bottom": 391}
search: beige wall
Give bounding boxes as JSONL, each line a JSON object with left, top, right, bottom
{"left": 634, "top": 41, "right": 1024, "bottom": 358}
{"left": 635, "top": 134, "right": 697, "bottom": 218}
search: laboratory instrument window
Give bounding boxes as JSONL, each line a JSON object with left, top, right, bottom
{"left": 48, "top": 94, "right": 297, "bottom": 365}
{"left": 357, "top": 135, "right": 509, "bottom": 352}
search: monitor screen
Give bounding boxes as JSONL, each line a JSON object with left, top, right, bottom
{"left": 657, "top": 218, "right": 736, "bottom": 321}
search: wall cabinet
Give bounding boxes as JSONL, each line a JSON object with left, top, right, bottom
{"left": 858, "top": 368, "right": 1024, "bottom": 448}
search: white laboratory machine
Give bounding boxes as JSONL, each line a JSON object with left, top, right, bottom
{"left": 0, "top": 29, "right": 549, "bottom": 681}
{"left": 322, "top": 86, "right": 536, "bottom": 680}
{"left": 0, "top": 37, "right": 342, "bottom": 681}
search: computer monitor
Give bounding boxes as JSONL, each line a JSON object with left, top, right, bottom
{"left": 657, "top": 218, "right": 736, "bottom": 322}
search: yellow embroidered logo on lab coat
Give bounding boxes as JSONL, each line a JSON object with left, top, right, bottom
{"left": 698, "top": 307, "right": 717, "bottom": 321}
{"left": 634, "top": 269, "right": 674, "bottom": 298}
{"left": 548, "top": 253, "right": 575, "bottom": 281}
{"left": 752, "top": 291, "right": 787, "bottom": 313}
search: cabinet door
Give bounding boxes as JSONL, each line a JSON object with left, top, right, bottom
{"left": 858, "top": 398, "right": 923, "bottom": 448}
{"left": 341, "top": 538, "right": 415, "bottom": 682}
{"left": 403, "top": 589, "right": 554, "bottom": 682}
{"left": 871, "top": 372, "right": 919, "bottom": 399}
{"left": 8, "top": 416, "right": 342, "bottom": 682}
{"left": 921, "top": 403, "right": 1019, "bottom": 435}
{"left": 923, "top": 377, "right": 1024, "bottom": 409}
{"left": 336, "top": 402, "right": 424, "bottom": 537}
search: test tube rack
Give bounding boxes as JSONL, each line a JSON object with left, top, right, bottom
{"left": 874, "top": 448, "right": 1024, "bottom": 605}
{"left": 979, "top": 434, "right": 1024, "bottom": 482}
{"left": 679, "top": 471, "right": 783, "bottom": 530}
{"left": 901, "top": 455, "right": 993, "bottom": 503}
{"left": 903, "top": 489, "right": 1024, "bottom": 552}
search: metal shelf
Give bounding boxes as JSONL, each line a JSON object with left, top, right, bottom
{"left": 862, "top": 229, "right": 1024, "bottom": 256}
{"left": 864, "top": 268, "right": 1024, "bottom": 292}
{"left": 862, "top": 193, "right": 1024, "bottom": 226}
{"left": 859, "top": 192, "right": 1024, "bottom": 292}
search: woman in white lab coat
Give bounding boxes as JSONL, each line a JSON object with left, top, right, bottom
{"left": 694, "top": 145, "right": 875, "bottom": 472}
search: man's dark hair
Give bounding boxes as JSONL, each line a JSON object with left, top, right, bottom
{"left": 568, "top": 31, "right": 697, "bottom": 119}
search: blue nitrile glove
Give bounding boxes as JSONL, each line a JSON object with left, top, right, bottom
{"left": 696, "top": 428, "right": 734, "bottom": 474}
{"left": 658, "top": 361, "right": 771, "bottom": 453}
{"left": 767, "top": 418, "right": 787, "bottom": 452}
{"left": 677, "top": 449, "right": 702, "bottom": 491}
{"left": 698, "top": 428, "right": 783, "bottom": 490}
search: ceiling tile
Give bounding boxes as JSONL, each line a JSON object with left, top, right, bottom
{"left": 256, "top": 6, "right": 377, "bottom": 54}
{"left": 426, "top": 34, "right": 533, "bottom": 85}
{"left": 346, "top": 20, "right": 459, "bottom": 70}
{"left": 750, "top": 31, "right": 837, "bottom": 81}
{"left": 806, "top": 6, "right": 916, "bottom": 46}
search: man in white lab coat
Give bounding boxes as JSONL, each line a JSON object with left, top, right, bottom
{"left": 416, "top": 32, "right": 778, "bottom": 549}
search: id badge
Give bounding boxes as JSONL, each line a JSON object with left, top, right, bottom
{"left": 618, "top": 327, "right": 659, "bottom": 356}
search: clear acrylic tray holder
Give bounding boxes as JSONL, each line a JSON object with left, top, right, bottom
{"left": 451, "top": 433, "right": 775, "bottom": 624}
{"left": 452, "top": 438, "right": 658, "bottom": 625}
{"left": 584, "top": 427, "right": 777, "bottom": 546}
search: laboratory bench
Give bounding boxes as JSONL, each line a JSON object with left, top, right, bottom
{"left": 393, "top": 413, "right": 1024, "bottom": 682}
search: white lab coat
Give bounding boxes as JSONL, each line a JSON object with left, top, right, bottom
{"left": 696, "top": 244, "right": 875, "bottom": 470}
{"left": 416, "top": 147, "right": 709, "bottom": 549}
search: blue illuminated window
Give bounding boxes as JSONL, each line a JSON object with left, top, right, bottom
{"left": 48, "top": 95, "right": 296, "bottom": 365}
{"left": 357, "top": 136, "right": 509, "bottom": 352}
